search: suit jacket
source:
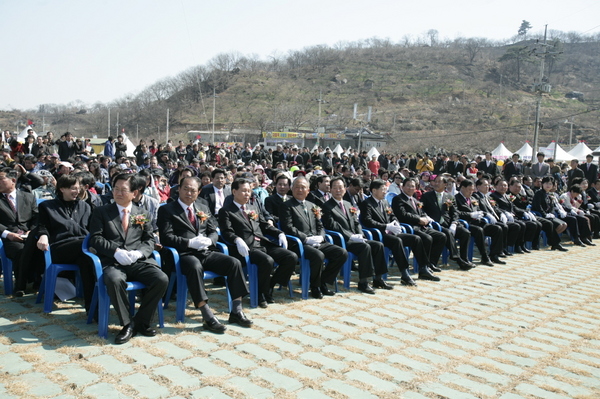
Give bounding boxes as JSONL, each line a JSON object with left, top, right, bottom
{"left": 321, "top": 197, "right": 362, "bottom": 242}
{"left": 359, "top": 196, "right": 396, "bottom": 233}
{"left": 472, "top": 191, "right": 501, "bottom": 220}
{"left": 88, "top": 203, "right": 157, "bottom": 268}
{"left": 264, "top": 193, "right": 287, "bottom": 224}
{"left": 218, "top": 201, "right": 282, "bottom": 248}
{"left": 421, "top": 190, "right": 457, "bottom": 227}
{"left": 280, "top": 198, "right": 324, "bottom": 242}
{"left": 0, "top": 190, "right": 38, "bottom": 236}
{"left": 158, "top": 199, "right": 219, "bottom": 256}
{"left": 580, "top": 162, "right": 598, "bottom": 184}
{"left": 199, "top": 184, "right": 231, "bottom": 215}
{"left": 477, "top": 160, "right": 498, "bottom": 176}
{"left": 531, "top": 162, "right": 550, "bottom": 178}
{"left": 38, "top": 198, "right": 91, "bottom": 245}
{"left": 455, "top": 192, "right": 485, "bottom": 225}
{"left": 391, "top": 192, "right": 425, "bottom": 226}
{"left": 567, "top": 167, "right": 585, "bottom": 188}
{"left": 532, "top": 190, "right": 555, "bottom": 215}
{"left": 588, "top": 187, "right": 600, "bottom": 204}
{"left": 503, "top": 161, "right": 523, "bottom": 180}
{"left": 490, "top": 191, "right": 524, "bottom": 218}
{"left": 446, "top": 161, "right": 464, "bottom": 177}
{"left": 343, "top": 191, "right": 364, "bottom": 208}
{"left": 58, "top": 140, "right": 77, "bottom": 161}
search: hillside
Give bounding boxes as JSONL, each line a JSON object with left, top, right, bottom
{"left": 2, "top": 33, "right": 599, "bottom": 155}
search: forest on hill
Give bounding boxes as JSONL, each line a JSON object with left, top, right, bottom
{"left": 2, "top": 28, "right": 599, "bottom": 154}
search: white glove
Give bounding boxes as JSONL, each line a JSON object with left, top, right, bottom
{"left": 526, "top": 211, "right": 536, "bottom": 221}
{"left": 500, "top": 213, "right": 508, "bottom": 224}
{"left": 305, "top": 236, "right": 323, "bottom": 247}
{"left": 386, "top": 223, "right": 397, "bottom": 231}
{"left": 114, "top": 249, "right": 133, "bottom": 266}
{"left": 189, "top": 236, "right": 212, "bottom": 250}
{"left": 546, "top": 213, "right": 555, "bottom": 219}
{"left": 470, "top": 211, "right": 483, "bottom": 220}
{"left": 587, "top": 203, "right": 594, "bottom": 209}
{"left": 570, "top": 208, "right": 578, "bottom": 216}
{"left": 522, "top": 212, "right": 531, "bottom": 220}
{"left": 559, "top": 210, "right": 567, "bottom": 218}
{"left": 278, "top": 233, "right": 288, "bottom": 249}
{"left": 128, "top": 250, "right": 143, "bottom": 263}
{"left": 595, "top": 202, "right": 600, "bottom": 208}
{"left": 349, "top": 234, "right": 366, "bottom": 242}
{"left": 234, "top": 237, "right": 250, "bottom": 257}
{"left": 486, "top": 213, "right": 497, "bottom": 224}
{"left": 449, "top": 223, "right": 457, "bottom": 236}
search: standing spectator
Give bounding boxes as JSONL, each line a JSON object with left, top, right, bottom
{"left": 104, "top": 136, "right": 115, "bottom": 159}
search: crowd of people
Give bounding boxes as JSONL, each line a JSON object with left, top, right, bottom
{"left": 2, "top": 129, "right": 599, "bottom": 344}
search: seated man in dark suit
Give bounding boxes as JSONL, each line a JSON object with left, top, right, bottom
{"left": 343, "top": 178, "right": 366, "bottom": 207}
{"left": 421, "top": 175, "right": 475, "bottom": 270}
{"left": 392, "top": 177, "right": 447, "bottom": 273}
{"left": 89, "top": 173, "right": 169, "bottom": 344}
{"left": 218, "top": 178, "right": 297, "bottom": 308}
{"left": 199, "top": 168, "right": 231, "bottom": 216}
{"left": 306, "top": 175, "right": 331, "bottom": 206}
{"left": 280, "top": 176, "right": 347, "bottom": 298}
{"left": 158, "top": 176, "right": 252, "bottom": 332}
{"left": 455, "top": 179, "right": 505, "bottom": 266}
{"left": 321, "top": 177, "right": 392, "bottom": 294}
{"left": 264, "top": 174, "right": 291, "bottom": 225}
{"left": 0, "top": 167, "right": 39, "bottom": 296}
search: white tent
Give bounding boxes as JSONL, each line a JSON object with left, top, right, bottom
{"left": 332, "top": 144, "right": 344, "bottom": 156}
{"left": 311, "top": 143, "right": 319, "bottom": 152}
{"left": 491, "top": 142, "right": 513, "bottom": 160}
{"left": 367, "top": 146, "right": 380, "bottom": 159}
{"left": 516, "top": 142, "right": 533, "bottom": 160}
{"left": 121, "top": 134, "right": 136, "bottom": 157}
{"left": 541, "top": 142, "right": 572, "bottom": 162}
{"left": 567, "top": 141, "right": 593, "bottom": 161}
{"left": 17, "top": 125, "right": 37, "bottom": 140}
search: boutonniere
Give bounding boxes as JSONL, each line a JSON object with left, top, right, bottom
{"left": 311, "top": 206, "right": 322, "bottom": 219}
{"left": 520, "top": 196, "right": 528, "bottom": 203}
{"left": 349, "top": 206, "right": 358, "bottom": 215}
{"left": 507, "top": 194, "right": 516, "bottom": 202}
{"left": 245, "top": 209, "right": 259, "bottom": 221}
{"left": 559, "top": 198, "right": 565, "bottom": 204}
{"left": 471, "top": 199, "right": 479, "bottom": 206}
{"left": 445, "top": 198, "right": 453, "bottom": 208}
{"left": 130, "top": 214, "right": 149, "bottom": 226}
{"left": 489, "top": 199, "right": 496, "bottom": 207}
{"left": 385, "top": 206, "right": 393, "bottom": 215}
{"left": 195, "top": 210, "right": 208, "bottom": 224}
{"left": 587, "top": 195, "right": 591, "bottom": 201}
{"left": 416, "top": 201, "right": 423, "bottom": 209}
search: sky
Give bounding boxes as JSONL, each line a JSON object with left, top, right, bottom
{"left": 1, "top": 0, "right": 599, "bottom": 111}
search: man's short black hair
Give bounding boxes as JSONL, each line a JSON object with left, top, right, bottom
{"left": 329, "top": 176, "right": 346, "bottom": 188}
{"left": 231, "top": 178, "right": 252, "bottom": 191}
{"left": 211, "top": 168, "right": 225, "bottom": 179}
{"left": 113, "top": 173, "right": 144, "bottom": 192}
{"left": 369, "top": 179, "right": 386, "bottom": 191}
{"left": 459, "top": 179, "right": 474, "bottom": 188}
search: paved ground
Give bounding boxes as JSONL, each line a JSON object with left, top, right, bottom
{"left": 1, "top": 244, "right": 600, "bottom": 399}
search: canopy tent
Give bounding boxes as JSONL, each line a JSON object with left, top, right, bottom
{"left": 17, "top": 125, "right": 37, "bottom": 140}
{"left": 540, "top": 141, "right": 572, "bottom": 162}
{"left": 567, "top": 141, "right": 593, "bottom": 161}
{"left": 120, "top": 134, "right": 136, "bottom": 157}
{"left": 332, "top": 144, "right": 344, "bottom": 156}
{"left": 491, "top": 142, "right": 513, "bottom": 160}
{"left": 515, "top": 142, "right": 533, "bottom": 160}
{"left": 367, "top": 146, "right": 380, "bottom": 159}
{"left": 311, "top": 143, "right": 319, "bottom": 152}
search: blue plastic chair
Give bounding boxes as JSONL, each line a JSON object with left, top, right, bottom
{"left": 0, "top": 240, "right": 14, "bottom": 295}
{"left": 36, "top": 198, "right": 46, "bottom": 206}
{"left": 324, "top": 230, "right": 361, "bottom": 289}
{"left": 83, "top": 235, "right": 164, "bottom": 339}
{"left": 163, "top": 243, "right": 232, "bottom": 323}
{"left": 36, "top": 247, "right": 83, "bottom": 313}
{"left": 385, "top": 192, "right": 398, "bottom": 204}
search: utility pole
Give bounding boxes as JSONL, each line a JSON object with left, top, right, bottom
{"left": 212, "top": 87, "right": 216, "bottom": 144}
{"left": 565, "top": 119, "right": 575, "bottom": 148}
{"left": 166, "top": 108, "right": 170, "bottom": 143}
{"left": 531, "top": 25, "right": 549, "bottom": 161}
{"left": 107, "top": 108, "right": 110, "bottom": 137}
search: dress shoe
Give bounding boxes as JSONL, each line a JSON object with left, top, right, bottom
{"left": 521, "top": 246, "right": 531, "bottom": 253}
{"left": 498, "top": 252, "right": 508, "bottom": 258}
{"left": 418, "top": 268, "right": 440, "bottom": 281}
{"left": 480, "top": 258, "right": 494, "bottom": 266}
{"left": 582, "top": 238, "right": 596, "bottom": 246}
{"left": 400, "top": 276, "right": 417, "bottom": 286}
{"left": 490, "top": 255, "right": 506, "bottom": 265}
{"left": 373, "top": 279, "right": 393, "bottom": 290}
{"left": 320, "top": 285, "right": 335, "bottom": 296}
{"left": 115, "top": 322, "right": 136, "bottom": 344}
{"left": 457, "top": 259, "right": 473, "bottom": 270}
{"left": 265, "top": 289, "right": 275, "bottom": 304}
{"left": 310, "top": 287, "right": 323, "bottom": 299}
{"left": 13, "top": 290, "right": 25, "bottom": 298}
{"left": 504, "top": 249, "right": 513, "bottom": 256}
{"left": 357, "top": 282, "right": 375, "bottom": 294}
{"left": 573, "top": 239, "right": 586, "bottom": 247}
{"left": 428, "top": 264, "right": 442, "bottom": 273}
{"left": 551, "top": 244, "right": 568, "bottom": 252}
{"left": 513, "top": 248, "right": 524, "bottom": 254}
{"left": 203, "top": 317, "right": 227, "bottom": 334}
{"left": 136, "top": 324, "right": 157, "bottom": 337}
{"left": 229, "top": 311, "right": 253, "bottom": 327}
{"left": 258, "top": 300, "right": 268, "bottom": 309}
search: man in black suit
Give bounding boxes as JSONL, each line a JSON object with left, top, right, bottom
{"left": 392, "top": 178, "right": 447, "bottom": 272}
{"left": 321, "top": 177, "right": 392, "bottom": 294}
{"left": 289, "top": 147, "right": 304, "bottom": 165}
{"left": 455, "top": 179, "right": 505, "bottom": 266}
{"left": 421, "top": 175, "right": 475, "bottom": 270}
{"left": 263, "top": 174, "right": 291, "bottom": 225}
{"left": 158, "top": 176, "right": 252, "bottom": 332}
{"left": 503, "top": 154, "right": 523, "bottom": 181}
{"left": 199, "top": 168, "right": 231, "bottom": 216}
{"left": 57, "top": 131, "right": 77, "bottom": 161}
{"left": 359, "top": 180, "right": 427, "bottom": 285}
{"left": 477, "top": 152, "right": 498, "bottom": 176}
{"left": 89, "top": 173, "right": 169, "bottom": 344}
{"left": 567, "top": 159, "right": 585, "bottom": 188}
{"left": 446, "top": 154, "right": 464, "bottom": 177}
{"left": 343, "top": 178, "right": 365, "bottom": 207}
{"left": 0, "top": 167, "right": 39, "bottom": 295}
{"left": 307, "top": 174, "right": 331, "bottom": 206}
{"left": 580, "top": 154, "right": 598, "bottom": 184}
{"left": 218, "top": 178, "right": 297, "bottom": 308}
{"left": 280, "top": 177, "right": 347, "bottom": 298}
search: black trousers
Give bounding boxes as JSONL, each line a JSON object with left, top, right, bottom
{"left": 179, "top": 250, "right": 249, "bottom": 306}
{"left": 470, "top": 222, "right": 503, "bottom": 258}
{"left": 495, "top": 221, "right": 522, "bottom": 248}
{"left": 382, "top": 233, "right": 410, "bottom": 271}
{"left": 290, "top": 241, "right": 347, "bottom": 287}
{"left": 440, "top": 224, "right": 471, "bottom": 260}
{"left": 347, "top": 239, "right": 387, "bottom": 279}
{"left": 538, "top": 216, "right": 564, "bottom": 246}
{"left": 413, "top": 226, "right": 446, "bottom": 265}
{"left": 397, "top": 233, "right": 429, "bottom": 269}
{"left": 103, "top": 261, "right": 169, "bottom": 327}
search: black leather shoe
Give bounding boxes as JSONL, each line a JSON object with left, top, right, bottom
{"left": 258, "top": 300, "right": 268, "bottom": 308}
{"left": 203, "top": 317, "right": 227, "bottom": 334}
{"left": 490, "top": 255, "right": 507, "bottom": 265}
{"left": 551, "top": 244, "right": 568, "bottom": 252}
{"left": 310, "top": 287, "right": 323, "bottom": 299}
{"left": 574, "top": 240, "right": 586, "bottom": 247}
{"left": 265, "top": 289, "right": 275, "bottom": 304}
{"left": 480, "top": 258, "right": 494, "bottom": 266}
{"left": 357, "top": 282, "right": 375, "bottom": 294}
{"left": 428, "top": 264, "right": 442, "bottom": 273}
{"left": 400, "top": 276, "right": 417, "bottom": 286}
{"left": 531, "top": 245, "right": 540, "bottom": 250}
{"left": 13, "top": 290, "right": 25, "bottom": 297}
{"left": 136, "top": 324, "right": 157, "bottom": 337}
{"left": 514, "top": 248, "right": 524, "bottom": 254}
{"left": 320, "top": 285, "right": 335, "bottom": 296}
{"left": 521, "top": 246, "right": 531, "bottom": 253}
{"left": 115, "top": 322, "right": 136, "bottom": 344}
{"left": 457, "top": 259, "right": 473, "bottom": 270}
{"left": 582, "top": 238, "right": 596, "bottom": 246}
{"left": 229, "top": 312, "right": 253, "bottom": 327}
{"left": 498, "top": 252, "right": 508, "bottom": 258}
{"left": 373, "top": 279, "right": 393, "bottom": 290}
{"left": 418, "top": 268, "right": 440, "bottom": 281}
{"left": 504, "top": 250, "right": 514, "bottom": 256}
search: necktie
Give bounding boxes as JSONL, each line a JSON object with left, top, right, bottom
{"left": 4, "top": 194, "right": 16, "bottom": 214}
{"left": 339, "top": 201, "right": 346, "bottom": 215}
{"left": 466, "top": 197, "right": 471, "bottom": 206}
{"left": 410, "top": 196, "right": 417, "bottom": 211}
{"left": 324, "top": 193, "right": 330, "bottom": 201}
{"left": 122, "top": 209, "right": 129, "bottom": 234}
{"left": 187, "top": 207, "right": 196, "bottom": 227}
{"left": 241, "top": 205, "right": 249, "bottom": 220}
{"left": 438, "top": 192, "right": 443, "bottom": 209}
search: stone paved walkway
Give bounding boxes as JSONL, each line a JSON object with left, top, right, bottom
{"left": 1, "top": 245, "right": 600, "bottom": 398}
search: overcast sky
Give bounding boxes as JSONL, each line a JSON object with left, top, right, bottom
{"left": 1, "top": 0, "right": 598, "bottom": 111}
